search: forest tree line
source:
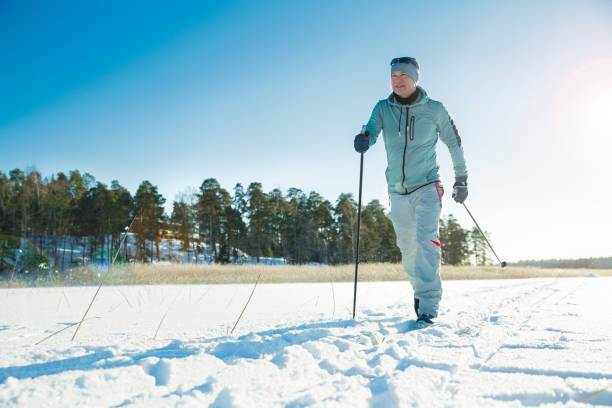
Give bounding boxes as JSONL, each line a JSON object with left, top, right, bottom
{"left": 512, "top": 257, "right": 612, "bottom": 269}
{"left": 0, "top": 168, "right": 493, "bottom": 273}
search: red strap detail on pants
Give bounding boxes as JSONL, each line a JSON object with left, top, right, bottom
{"left": 435, "top": 182, "right": 443, "bottom": 202}
{"left": 431, "top": 240, "right": 441, "bottom": 247}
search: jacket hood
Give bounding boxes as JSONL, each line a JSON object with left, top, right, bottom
{"left": 386, "top": 86, "right": 429, "bottom": 108}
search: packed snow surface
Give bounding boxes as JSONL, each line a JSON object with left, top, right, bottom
{"left": 1, "top": 277, "right": 611, "bottom": 407}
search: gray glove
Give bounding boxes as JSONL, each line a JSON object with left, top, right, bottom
{"left": 452, "top": 176, "right": 468, "bottom": 204}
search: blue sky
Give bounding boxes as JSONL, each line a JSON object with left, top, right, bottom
{"left": 1, "top": 0, "right": 611, "bottom": 261}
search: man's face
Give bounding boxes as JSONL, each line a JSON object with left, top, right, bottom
{"left": 391, "top": 71, "right": 416, "bottom": 98}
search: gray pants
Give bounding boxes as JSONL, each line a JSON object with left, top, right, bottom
{"left": 388, "top": 182, "right": 444, "bottom": 317}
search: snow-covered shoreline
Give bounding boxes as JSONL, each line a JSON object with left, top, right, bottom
{"left": 1, "top": 278, "right": 611, "bottom": 407}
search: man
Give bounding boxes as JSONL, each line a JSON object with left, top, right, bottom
{"left": 354, "top": 57, "right": 468, "bottom": 329}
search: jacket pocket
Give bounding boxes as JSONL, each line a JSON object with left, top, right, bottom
{"left": 410, "top": 116, "right": 415, "bottom": 140}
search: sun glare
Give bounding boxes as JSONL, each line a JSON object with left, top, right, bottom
{"left": 583, "top": 92, "right": 612, "bottom": 135}
{"left": 555, "top": 58, "right": 612, "bottom": 158}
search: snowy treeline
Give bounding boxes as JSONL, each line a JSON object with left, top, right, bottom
{"left": 0, "top": 168, "right": 490, "bottom": 273}
{"left": 513, "top": 256, "right": 612, "bottom": 269}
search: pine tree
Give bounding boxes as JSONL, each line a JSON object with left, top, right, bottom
{"left": 220, "top": 205, "right": 247, "bottom": 263}
{"left": 266, "top": 188, "right": 289, "bottom": 260}
{"left": 360, "top": 200, "right": 400, "bottom": 262}
{"left": 246, "top": 182, "right": 269, "bottom": 262}
{"left": 470, "top": 226, "right": 492, "bottom": 266}
{"left": 46, "top": 172, "right": 72, "bottom": 270}
{"left": 197, "top": 178, "right": 231, "bottom": 262}
{"left": 109, "top": 180, "right": 133, "bottom": 262}
{"left": 284, "top": 188, "right": 312, "bottom": 263}
{"left": 0, "top": 171, "right": 9, "bottom": 234}
{"left": 0, "top": 171, "right": 16, "bottom": 272}
{"left": 170, "top": 200, "right": 194, "bottom": 253}
{"left": 7, "top": 170, "right": 25, "bottom": 239}
{"left": 170, "top": 188, "right": 199, "bottom": 262}
{"left": 307, "top": 192, "right": 335, "bottom": 264}
{"left": 133, "top": 181, "right": 166, "bottom": 262}
{"left": 67, "top": 170, "right": 92, "bottom": 265}
{"left": 232, "top": 183, "right": 248, "bottom": 219}
{"left": 74, "top": 181, "right": 109, "bottom": 263}
{"left": 358, "top": 202, "right": 381, "bottom": 262}
{"left": 334, "top": 193, "right": 357, "bottom": 264}
{"left": 440, "top": 214, "right": 470, "bottom": 265}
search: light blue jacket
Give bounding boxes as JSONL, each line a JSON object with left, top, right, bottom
{"left": 365, "top": 87, "right": 467, "bottom": 194}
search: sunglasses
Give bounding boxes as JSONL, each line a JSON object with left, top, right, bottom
{"left": 390, "top": 57, "right": 417, "bottom": 65}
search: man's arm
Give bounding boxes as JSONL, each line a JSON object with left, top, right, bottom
{"left": 436, "top": 102, "right": 467, "bottom": 179}
{"left": 364, "top": 101, "right": 384, "bottom": 147}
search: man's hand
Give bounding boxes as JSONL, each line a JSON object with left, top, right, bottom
{"left": 452, "top": 176, "right": 468, "bottom": 204}
{"left": 354, "top": 133, "right": 369, "bottom": 153}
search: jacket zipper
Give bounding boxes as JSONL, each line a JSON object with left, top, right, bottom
{"left": 401, "top": 107, "right": 409, "bottom": 193}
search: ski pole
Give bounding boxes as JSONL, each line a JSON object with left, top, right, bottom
{"left": 353, "top": 127, "right": 366, "bottom": 319}
{"left": 462, "top": 203, "right": 507, "bottom": 268}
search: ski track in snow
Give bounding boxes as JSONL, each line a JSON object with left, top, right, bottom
{"left": 0, "top": 277, "right": 611, "bottom": 407}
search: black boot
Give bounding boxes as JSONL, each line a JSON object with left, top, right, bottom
{"left": 414, "top": 298, "right": 419, "bottom": 317}
{"left": 416, "top": 313, "right": 434, "bottom": 329}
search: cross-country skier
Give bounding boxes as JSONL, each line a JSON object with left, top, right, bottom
{"left": 354, "top": 57, "right": 468, "bottom": 329}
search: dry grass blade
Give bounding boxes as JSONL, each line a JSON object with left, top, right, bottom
{"left": 62, "top": 287, "right": 71, "bottom": 307}
{"left": 230, "top": 273, "right": 262, "bottom": 335}
{"left": 71, "top": 215, "right": 137, "bottom": 341}
{"left": 580, "top": 382, "right": 612, "bottom": 403}
{"left": 329, "top": 272, "right": 336, "bottom": 320}
{"left": 195, "top": 287, "right": 212, "bottom": 304}
{"left": 153, "top": 310, "right": 170, "bottom": 340}
{"left": 115, "top": 288, "right": 132, "bottom": 308}
{"left": 35, "top": 317, "right": 100, "bottom": 345}
{"left": 152, "top": 290, "right": 183, "bottom": 340}
{"left": 106, "top": 301, "right": 126, "bottom": 314}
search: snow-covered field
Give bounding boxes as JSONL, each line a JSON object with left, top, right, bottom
{"left": 1, "top": 277, "right": 611, "bottom": 407}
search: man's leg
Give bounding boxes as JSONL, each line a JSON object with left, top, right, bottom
{"left": 412, "top": 183, "right": 443, "bottom": 318}
{"left": 389, "top": 194, "right": 417, "bottom": 290}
